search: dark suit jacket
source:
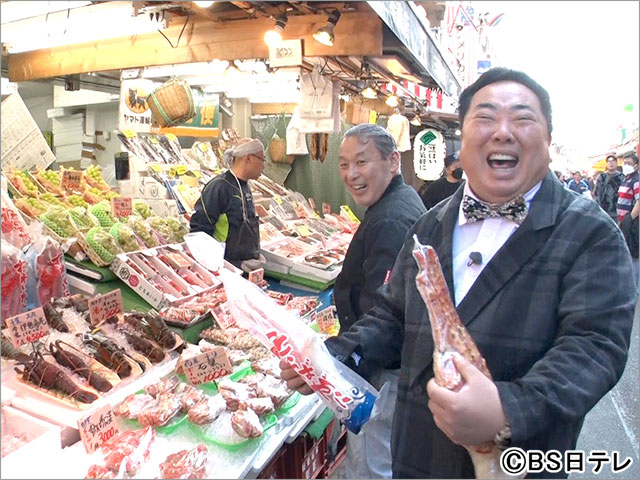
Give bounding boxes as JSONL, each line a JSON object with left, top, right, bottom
{"left": 326, "top": 170, "right": 635, "bottom": 478}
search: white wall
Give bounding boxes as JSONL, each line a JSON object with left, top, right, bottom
{"left": 86, "top": 102, "right": 122, "bottom": 186}
{"left": 23, "top": 95, "right": 54, "bottom": 131}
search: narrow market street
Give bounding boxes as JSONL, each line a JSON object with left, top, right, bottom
{"left": 571, "top": 301, "right": 640, "bottom": 479}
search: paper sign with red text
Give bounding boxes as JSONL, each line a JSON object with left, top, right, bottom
{"left": 182, "top": 348, "right": 232, "bottom": 385}
{"left": 78, "top": 403, "right": 120, "bottom": 454}
{"left": 88, "top": 289, "right": 123, "bottom": 325}
{"left": 6, "top": 307, "right": 49, "bottom": 347}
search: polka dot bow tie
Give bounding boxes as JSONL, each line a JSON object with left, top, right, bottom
{"left": 462, "top": 194, "right": 528, "bottom": 225}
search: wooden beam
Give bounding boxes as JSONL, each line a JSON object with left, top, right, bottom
{"left": 8, "top": 12, "right": 381, "bottom": 82}
{"left": 252, "top": 103, "right": 297, "bottom": 115}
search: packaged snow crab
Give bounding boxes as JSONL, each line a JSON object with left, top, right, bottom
{"left": 220, "top": 269, "right": 378, "bottom": 434}
{"left": 1, "top": 242, "right": 28, "bottom": 324}
{"left": 25, "top": 233, "right": 70, "bottom": 309}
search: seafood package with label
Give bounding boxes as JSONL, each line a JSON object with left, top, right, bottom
{"left": 220, "top": 269, "right": 379, "bottom": 434}
{"left": 159, "top": 444, "right": 210, "bottom": 479}
{"left": 1, "top": 191, "right": 33, "bottom": 249}
{"left": 1, "top": 242, "right": 28, "bottom": 323}
{"left": 25, "top": 233, "right": 70, "bottom": 310}
{"left": 85, "top": 426, "right": 156, "bottom": 478}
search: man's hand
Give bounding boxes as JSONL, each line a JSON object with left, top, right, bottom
{"left": 426, "top": 354, "right": 507, "bottom": 446}
{"left": 631, "top": 200, "right": 639, "bottom": 220}
{"left": 279, "top": 360, "right": 314, "bottom": 395}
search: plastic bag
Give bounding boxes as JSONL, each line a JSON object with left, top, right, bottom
{"left": 1, "top": 241, "right": 28, "bottom": 323}
{"left": 24, "top": 232, "right": 70, "bottom": 309}
{"left": 1, "top": 192, "right": 33, "bottom": 249}
{"left": 220, "top": 269, "right": 379, "bottom": 434}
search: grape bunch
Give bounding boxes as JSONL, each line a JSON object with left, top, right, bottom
{"left": 103, "top": 191, "right": 121, "bottom": 200}
{"left": 110, "top": 223, "right": 141, "bottom": 252}
{"left": 37, "top": 169, "right": 61, "bottom": 186}
{"left": 40, "top": 206, "right": 78, "bottom": 238}
{"left": 69, "top": 207, "right": 100, "bottom": 230}
{"left": 85, "top": 165, "right": 110, "bottom": 191}
{"left": 132, "top": 200, "right": 153, "bottom": 219}
{"left": 83, "top": 187, "right": 106, "bottom": 205}
{"left": 8, "top": 169, "right": 39, "bottom": 196}
{"left": 90, "top": 201, "right": 116, "bottom": 228}
{"left": 67, "top": 195, "right": 89, "bottom": 209}
{"left": 40, "top": 192, "right": 65, "bottom": 207}
{"left": 164, "top": 218, "right": 188, "bottom": 243}
{"left": 86, "top": 226, "right": 121, "bottom": 263}
{"left": 15, "top": 197, "right": 47, "bottom": 217}
{"left": 127, "top": 216, "right": 158, "bottom": 248}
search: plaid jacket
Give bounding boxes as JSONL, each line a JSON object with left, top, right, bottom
{"left": 326, "top": 170, "right": 635, "bottom": 478}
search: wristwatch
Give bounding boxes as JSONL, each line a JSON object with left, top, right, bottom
{"left": 494, "top": 421, "right": 512, "bottom": 450}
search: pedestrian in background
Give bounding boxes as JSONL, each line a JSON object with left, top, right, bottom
{"left": 617, "top": 152, "right": 639, "bottom": 291}
{"left": 567, "top": 170, "right": 589, "bottom": 195}
{"left": 594, "top": 154, "right": 624, "bottom": 220}
{"left": 420, "top": 152, "right": 465, "bottom": 210}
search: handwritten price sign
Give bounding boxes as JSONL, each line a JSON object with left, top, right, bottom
{"left": 248, "top": 268, "right": 264, "bottom": 286}
{"left": 6, "top": 307, "right": 50, "bottom": 347}
{"left": 316, "top": 306, "right": 336, "bottom": 334}
{"left": 88, "top": 289, "right": 123, "bottom": 326}
{"left": 111, "top": 197, "right": 133, "bottom": 218}
{"left": 78, "top": 403, "right": 120, "bottom": 454}
{"left": 211, "top": 303, "right": 235, "bottom": 330}
{"left": 183, "top": 347, "right": 232, "bottom": 386}
{"left": 322, "top": 203, "right": 331, "bottom": 215}
{"left": 62, "top": 170, "right": 83, "bottom": 192}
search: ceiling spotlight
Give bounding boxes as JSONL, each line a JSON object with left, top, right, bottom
{"left": 361, "top": 84, "right": 377, "bottom": 99}
{"left": 265, "top": 14, "right": 288, "bottom": 48}
{"left": 313, "top": 10, "right": 341, "bottom": 46}
{"left": 194, "top": 1, "right": 215, "bottom": 7}
{"left": 385, "top": 94, "right": 399, "bottom": 108}
{"left": 410, "top": 115, "right": 422, "bottom": 126}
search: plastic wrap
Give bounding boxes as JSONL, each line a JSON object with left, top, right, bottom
{"left": 1, "top": 191, "right": 33, "bottom": 249}
{"left": 220, "top": 269, "right": 378, "bottom": 434}
{"left": 1, "top": 242, "right": 28, "bottom": 323}
{"left": 24, "top": 233, "right": 70, "bottom": 310}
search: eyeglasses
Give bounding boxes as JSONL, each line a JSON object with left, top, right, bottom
{"left": 250, "top": 154, "right": 266, "bottom": 163}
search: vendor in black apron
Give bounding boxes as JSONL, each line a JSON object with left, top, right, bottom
{"left": 189, "top": 138, "right": 265, "bottom": 271}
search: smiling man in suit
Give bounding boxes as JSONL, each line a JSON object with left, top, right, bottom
{"left": 281, "top": 68, "right": 636, "bottom": 478}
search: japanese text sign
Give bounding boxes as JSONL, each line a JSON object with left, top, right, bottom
{"left": 182, "top": 347, "right": 232, "bottom": 385}
{"left": 6, "top": 307, "right": 49, "bottom": 347}
{"left": 211, "top": 302, "right": 235, "bottom": 330}
{"left": 111, "top": 197, "right": 133, "bottom": 218}
{"left": 62, "top": 170, "right": 83, "bottom": 192}
{"left": 248, "top": 268, "right": 264, "bottom": 286}
{"left": 78, "top": 403, "right": 120, "bottom": 454}
{"left": 88, "top": 289, "right": 123, "bottom": 326}
{"left": 316, "top": 306, "right": 336, "bottom": 334}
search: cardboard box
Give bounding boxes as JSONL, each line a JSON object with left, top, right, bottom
{"left": 136, "top": 176, "right": 169, "bottom": 200}
{"left": 145, "top": 198, "right": 179, "bottom": 218}
{"left": 1, "top": 405, "right": 62, "bottom": 479}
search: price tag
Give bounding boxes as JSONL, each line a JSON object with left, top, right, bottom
{"left": 6, "top": 307, "right": 50, "bottom": 347}
{"left": 340, "top": 205, "right": 360, "bottom": 223}
{"left": 316, "top": 306, "right": 336, "bottom": 334}
{"left": 166, "top": 134, "right": 178, "bottom": 142}
{"left": 182, "top": 347, "right": 233, "bottom": 386}
{"left": 308, "top": 198, "right": 316, "bottom": 210}
{"left": 211, "top": 303, "right": 235, "bottom": 330}
{"left": 248, "top": 268, "right": 264, "bottom": 285}
{"left": 296, "top": 225, "right": 311, "bottom": 237}
{"left": 322, "top": 203, "right": 331, "bottom": 215}
{"left": 88, "top": 290, "right": 123, "bottom": 326}
{"left": 122, "top": 129, "right": 137, "bottom": 139}
{"left": 78, "top": 403, "right": 120, "bottom": 454}
{"left": 274, "top": 196, "right": 283, "bottom": 205}
{"left": 110, "top": 197, "right": 132, "bottom": 218}
{"left": 165, "top": 252, "right": 191, "bottom": 269}
{"left": 62, "top": 170, "right": 83, "bottom": 191}
{"left": 198, "top": 142, "right": 210, "bottom": 152}
{"left": 150, "top": 164, "right": 165, "bottom": 173}
{"left": 294, "top": 204, "right": 307, "bottom": 219}
{"left": 192, "top": 170, "right": 203, "bottom": 178}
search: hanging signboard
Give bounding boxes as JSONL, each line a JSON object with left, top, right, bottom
{"left": 118, "top": 81, "right": 220, "bottom": 138}
{"left": 413, "top": 128, "right": 446, "bottom": 181}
